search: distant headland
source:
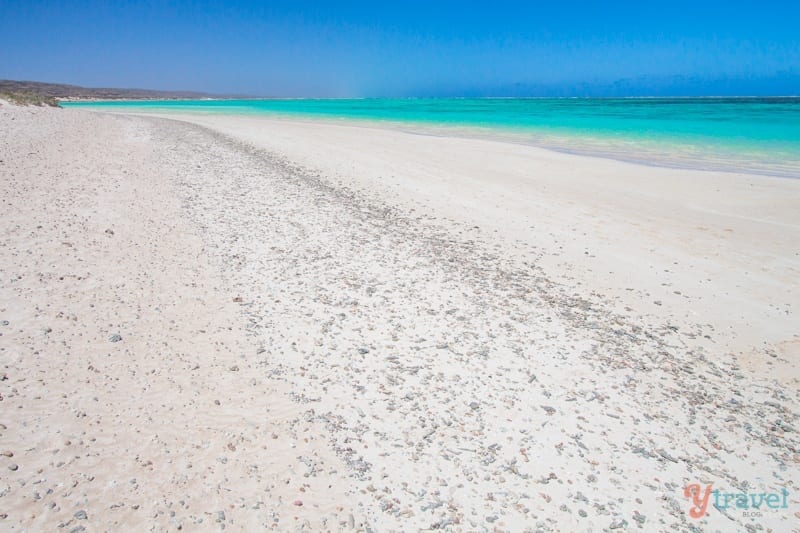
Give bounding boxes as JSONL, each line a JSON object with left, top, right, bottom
{"left": 0, "top": 79, "right": 243, "bottom": 105}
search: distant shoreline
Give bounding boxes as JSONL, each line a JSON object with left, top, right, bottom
{"left": 62, "top": 95, "right": 800, "bottom": 102}
{"left": 0, "top": 78, "right": 247, "bottom": 101}
{"left": 4, "top": 78, "right": 800, "bottom": 102}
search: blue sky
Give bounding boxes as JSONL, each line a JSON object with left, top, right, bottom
{"left": 1, "top": 0, "right": 798, "bottom": 96}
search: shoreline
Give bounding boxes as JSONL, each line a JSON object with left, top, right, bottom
{"left": 63, "top": 98, "right": 800, "bottom": 179}
{"left": 241, "top": 112, "right": 800, "bottom": 180}
{"left": 1, "top": 103, "right": 799, "bottom": 530}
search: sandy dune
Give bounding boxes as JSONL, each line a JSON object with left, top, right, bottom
{"left": 1, "top": 103, "right": 798, "bottom": 531}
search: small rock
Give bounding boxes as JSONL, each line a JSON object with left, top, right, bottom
{"left": 229, "top": 365, "right": 239, "bottom": 372}
{"left": 8, "top": 464, "right": 18, "bottom": 471}
{"left": 104, "top": 229, "right": 114, "bottom": 236}
{"left": 216, "top": 510, "right": 226, "bottom": 522}
{"left": 656, "top": 449, "right": 678, "bottom": 463}
{"left": 74, "top": 510, "right": 87, "bottom": 520}
{"left": 469, "top": 401, "right": 480, "bottom": 410}
{"left": 358, "top": 347, "right": 369, "bottom": 354}
{"left": 293, "top": 500, "right": 303, "bottom": 506}
{"left": 109, "top": 334, "right": 122, "bottom": 343}
{"left": 0, "top": 321, "right": 8, "bottom": 326}
{"left": 0, "top": 451, "right": 12, "bottom": 457}
{"left": 609, "top": 518, "right": 628, "bottom": 529}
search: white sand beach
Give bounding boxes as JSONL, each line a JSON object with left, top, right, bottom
{"left": 1, "top": 101, "right": 799, "bottom": 531}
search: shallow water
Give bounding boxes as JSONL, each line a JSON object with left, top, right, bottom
{"left": 66, "top": 97, "right": 800, "bottom": 177}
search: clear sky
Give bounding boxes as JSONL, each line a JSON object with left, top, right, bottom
{"left": 1, "top": 0, "right": 798, "bottom": 97}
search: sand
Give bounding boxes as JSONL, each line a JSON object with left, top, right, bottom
{"left": 1, "top": 101, "right": 798, "bottom": 531}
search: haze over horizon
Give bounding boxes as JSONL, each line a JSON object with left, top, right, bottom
{"left": 1, "top": 0, "right": 798, "bottom": 97}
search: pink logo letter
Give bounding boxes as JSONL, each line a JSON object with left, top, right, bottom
{"left": 684, "top": 483, "right": 713, "bottom": 518}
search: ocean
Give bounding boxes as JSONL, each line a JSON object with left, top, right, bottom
{"left": 65, "top": 97, "right": 800, "bottom": 177}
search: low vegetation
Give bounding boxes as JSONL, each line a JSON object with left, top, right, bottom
{"left": 0, "top": 91, "right": 61, "bottom": 107}
{"left": 1, "top": 79, "right": 230, "bottom": 100}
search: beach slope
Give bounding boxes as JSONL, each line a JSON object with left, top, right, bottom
{"left": 1, "top": 103, "right": 798, "bottom": 530}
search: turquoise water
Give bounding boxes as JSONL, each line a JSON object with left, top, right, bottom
{"left": 65, "top": 98, "right": 800, "bottom": 177}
